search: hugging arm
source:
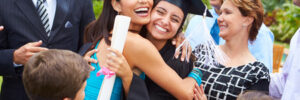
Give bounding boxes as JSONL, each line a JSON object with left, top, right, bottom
{"left": 123, "top": 35, "right": 197, "bottom": 100}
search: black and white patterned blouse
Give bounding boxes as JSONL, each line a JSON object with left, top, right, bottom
{"left": 193, "top": 44, "right": 270, "bottom": 100}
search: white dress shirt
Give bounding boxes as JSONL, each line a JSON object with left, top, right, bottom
{"left": 32, "top": 0, "right": 57, "bottom": 31}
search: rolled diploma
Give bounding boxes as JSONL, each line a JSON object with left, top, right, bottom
{"left": 97, "top": 15, "right": 131, "bottom": 100}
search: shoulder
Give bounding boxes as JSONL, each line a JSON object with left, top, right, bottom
{"left": 193, "top": 44, "right": 213, "bottom": 59}
{"left": 124, "top": 32, "right": 157, "bottom": 56}
{"left": 249, "top": 61, "right": 270, "bottom": 80}
{"left": 125, "top": 33, "right": 154, "bottom": 49}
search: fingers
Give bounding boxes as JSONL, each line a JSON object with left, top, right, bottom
{"left": 172, "top": 38, "right": 176, "bottom": 45}
{"left": 173, "top": 32, "right": 187, "bottom": 60}
{"left": 26, "top": 46, "right": 48, "bottom": 53}
{"left": 84, "top": 49, "right": 98, "bottom": 64}
{"left": 181, "top": 42, "right": 188, "bottom": 62}
{"left": 195, "top": 84, "right": 201, "bottom": 93}
{"left": 174, "top": 48, "right": 181, "bottom": 59}
{"left": 187, "top": 43, "right": 192, "bottom": 62}
{"left": 194, "top": 85, "right": 200, "bottom": 100}
{"left": 0, "top": 26, "right": 3, "bottom": 31}
{"left": 176, "top": 32, "right": 185, "bottom": 46}
{"left": 200, "top": 85, "right": 205, "bottom": 94}
{"left": 85, "top": 49, "right": 98, "bottom": 57}
{"left": 107, "top": 48, "right": 123, "bottom": 58}
{"left": 89, "top": 66, "right": 95, "bottom": 71}
{"left": 24, "top": 41, "right": 48, "bottom": 52}
{"left": 106, "top": 53, "right": 122, "bottom": 69}
{"left": 199, "top": 85, "right": 207, "bottom": 100}
{"left": 30, "top": 40, "right": 43, "bottom": 47}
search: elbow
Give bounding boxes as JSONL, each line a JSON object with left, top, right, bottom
{"left": 177, "top": 90, "right": 194, "bottom": 100}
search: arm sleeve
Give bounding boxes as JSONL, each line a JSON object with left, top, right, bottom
{"left": 125, "top": 74, "right": 150, "bottom": 100}
{"left": 0, "top": 18, "right": 18, "bottom": 76}
{"left": 78, "top": 0, "right": 95, "bottom": 50}
{"left": 247, "top": 79, "right": 269, "bottom": 92}
{"left": 247, "top": 64, "right": 270, "bottom": 92}
{"left": 78, "top": 43, "right": 92, "bottom": 56}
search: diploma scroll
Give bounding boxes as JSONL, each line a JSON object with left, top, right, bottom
{"left": 97, "top": 15, "right": 131, "bottom": 100}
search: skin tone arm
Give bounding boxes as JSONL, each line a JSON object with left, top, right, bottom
{"left": 124, "top": 33, "right": 196, "bottom": 100}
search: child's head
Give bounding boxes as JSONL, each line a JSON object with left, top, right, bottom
{"left": 237, "top": 91, "right": 272, "bottom": 100}
{"left": 23, "top": 49, "right": 90, "bottom": 100}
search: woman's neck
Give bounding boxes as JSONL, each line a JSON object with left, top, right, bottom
{"left": 220, "top": 33, "right": 256, "bottom": 67}
{"left": 146, "top": 33, "right": 168, "bottom": 51}
{"left": 129, "top": 23, "right": 142, "bottom": 34}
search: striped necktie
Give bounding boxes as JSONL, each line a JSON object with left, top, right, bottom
{"left": 36, "top": 0, "right": 51, "bottom": 37}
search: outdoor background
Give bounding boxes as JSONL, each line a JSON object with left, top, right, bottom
{"left": 1, "top": 0, "right": 300, "bottom": 92}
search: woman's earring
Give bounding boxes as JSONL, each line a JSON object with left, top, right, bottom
{"left": 242, "top": 24, "right": 247, "bottom": 27}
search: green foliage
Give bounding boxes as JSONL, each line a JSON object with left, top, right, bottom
{"left": 92, "top": 0, "right": 104, "bottom": 18}
{"left": 0, "top": 76, "right": 2, "bottom": 92}
{"left": 269, "top": 2, "right": 300, "bottom": 42}
{"left": 202, "top": 0, "right": 212, "bottom": 9}
{"left": 262, "top": 0, "right": 286, "bottom": 13}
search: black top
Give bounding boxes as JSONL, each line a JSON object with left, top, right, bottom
{"left": 145, "top": 41, "right": 194, "bottom": 100}
{"left": 193, "top": 44, "right": 270, "bottom": 100}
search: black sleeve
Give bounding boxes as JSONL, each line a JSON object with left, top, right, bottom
{"left": 247, "top": 63, "right": 270, "bottom": 92}
{"left": 0, "top": 14, "right": 18, "bottom": 76}
{"left": 125, "top": 74, "right": 150, "bottom": 100}
{"left": 78, "top": 0, "right": 95, "bottom": 50}
{"left": 247, "top": 79, "right": 269, "bottom": 92}
{"left": 78, "top": 43, "right": 92, "bottom": 56}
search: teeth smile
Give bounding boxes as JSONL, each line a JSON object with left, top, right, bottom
{"left": 155, "top": 25, "right": 167, "bottom": 32}
{"left": 135, "top": 8, "right": 148, "bottom": 12}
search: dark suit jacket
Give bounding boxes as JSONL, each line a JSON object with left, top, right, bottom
{"left": 0, "top": 0, "right": 95, "bottom": 99}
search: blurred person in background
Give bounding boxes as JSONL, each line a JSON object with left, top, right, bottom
{"left": 186, "top": 0, "right": 274, "bottom": 73}
{"left": 192, "top": 0, "right": 270, "bottom": 99}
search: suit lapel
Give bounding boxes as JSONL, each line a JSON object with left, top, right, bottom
{"left": 49, "top": 0, "right": 70, "bottom": 41}
{"left": 15, "top": 0, "right": 48, "bottom": 40}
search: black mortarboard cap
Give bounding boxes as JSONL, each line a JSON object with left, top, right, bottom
{"left": 164, "top": 0, "right": 212, "bottom": 17}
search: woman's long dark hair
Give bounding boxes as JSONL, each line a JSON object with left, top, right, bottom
{"left": 84, "top": 0, "right": 119, "bottom": 50}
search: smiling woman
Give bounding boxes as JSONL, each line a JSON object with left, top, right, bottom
{"left": 193, "top": 0, "right": 270, "bottom": 99}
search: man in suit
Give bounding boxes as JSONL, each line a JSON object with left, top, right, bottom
{"left": 0, "top": 0, "right": 95, "bottom": 99}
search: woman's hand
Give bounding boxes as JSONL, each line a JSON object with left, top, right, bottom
{"left": 173, "top": 32, "right": 192, "bottom": 62}
{"left": 83, "top": 49, "right": 98, "bottom": 71}
{"left": 106, "top": 48, "right": 133, "bottom": 95}
{"left": 194, "top": 84, "right": 207, "bottom": 100}
{"left": 106, "top": 48, "right": 133, "bottom": 79}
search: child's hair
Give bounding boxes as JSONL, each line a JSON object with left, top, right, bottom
{"left": 237, "top": 90, "right": 272, "bottom": 100}
{"left": 23, "top": 49, "right": 90, "bottom": 100}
